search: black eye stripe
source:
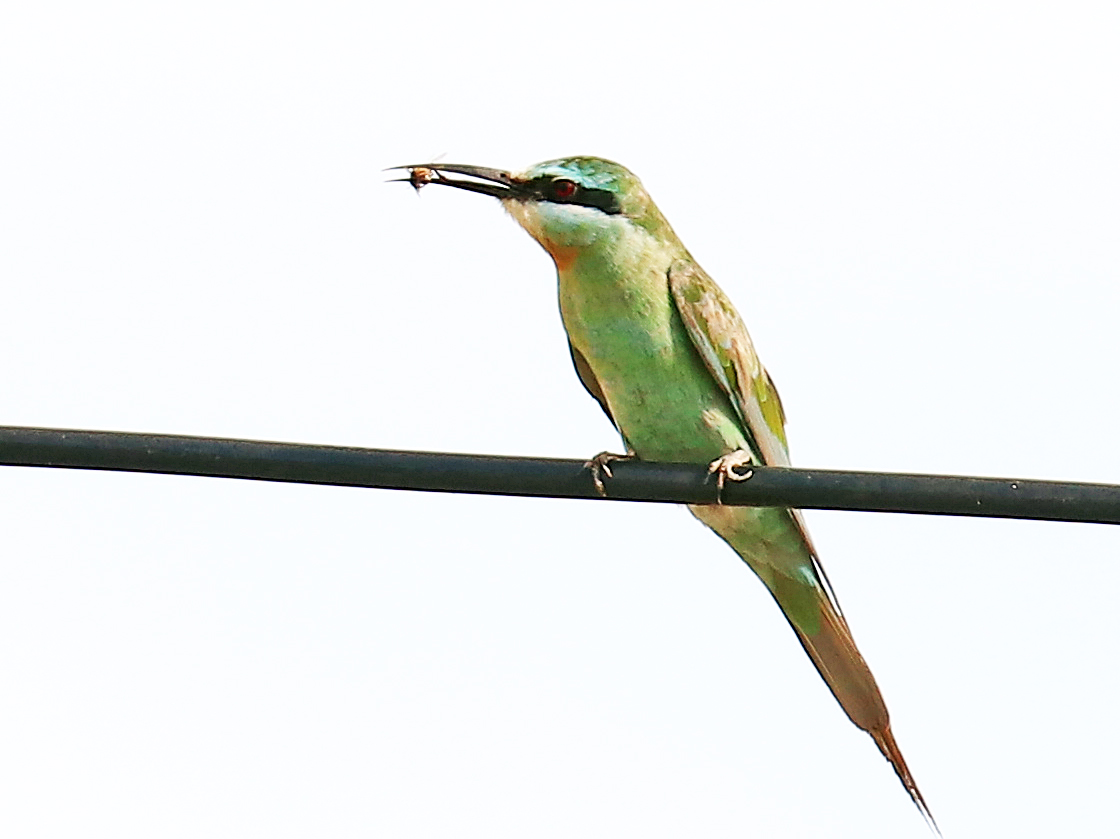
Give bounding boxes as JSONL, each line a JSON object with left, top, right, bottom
{"left": 577, "top": 188, "right": 622, "bottom": 215}
{"left": 525, "top": 176, "right": 622, "bottom": 215}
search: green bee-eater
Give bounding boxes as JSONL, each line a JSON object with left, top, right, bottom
{"left": 395, "top": 158, "right": 935, "bottom": 829}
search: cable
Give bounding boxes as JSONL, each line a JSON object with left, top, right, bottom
{"left": 1, "top": 425, "right": 1117, "bottom": 524}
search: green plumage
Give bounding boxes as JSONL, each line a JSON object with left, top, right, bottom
{"left": 400, "top": 156, "right": 937, "bottom": 832}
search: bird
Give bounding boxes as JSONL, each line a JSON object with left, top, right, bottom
{"left": 392, "top": 157, "right": 936, "bottom": 831}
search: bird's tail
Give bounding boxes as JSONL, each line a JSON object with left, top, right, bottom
{"left": 778, "top": 578, "right": 938, "bottom": 833}
{"left": 691, "top": 504, "right": 938, "bottom": 833}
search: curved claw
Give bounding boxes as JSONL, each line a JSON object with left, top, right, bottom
{"left": 707, "top": 449, "right": 755, "bottom": 503}
{"left": 585, "top": 450, "right": 635, "bottom": 496}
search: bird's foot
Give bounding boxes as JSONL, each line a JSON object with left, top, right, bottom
{"left": 585, "top": 449, "right": 636, "bottom": 496}
{"left": 707, "top": 449, "right": 755, "bottom": 503}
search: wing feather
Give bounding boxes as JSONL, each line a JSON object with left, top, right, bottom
{"left": 668, "top": 259, "right": 789, "bottom": 466}
{"left": 669, "top": 259, "right": 844, "bottom": 616}
{"left": 568, "top": 340, "right": 618, "bottom": 430}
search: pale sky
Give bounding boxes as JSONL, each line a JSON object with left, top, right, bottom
{"left": 2, "top": 2, "right": 1119, "bottom": 837}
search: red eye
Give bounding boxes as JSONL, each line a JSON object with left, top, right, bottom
{"left": 551, "top": 179, "right": 577, "bottom": 199}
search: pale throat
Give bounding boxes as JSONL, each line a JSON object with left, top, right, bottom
{"left": 512, "top": 199, "right": 652, "bottom": 266}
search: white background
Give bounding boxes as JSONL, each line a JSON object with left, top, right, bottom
{"left": 2, "top": 2, "right": 1119, "bottom": 836}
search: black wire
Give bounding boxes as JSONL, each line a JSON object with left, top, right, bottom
{"left": 1, "top": 425, "right": 1118, "bottom": 524}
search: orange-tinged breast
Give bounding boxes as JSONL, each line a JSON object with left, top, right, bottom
{"left": 544, "top": 242, "right": 579, "bottom": 272}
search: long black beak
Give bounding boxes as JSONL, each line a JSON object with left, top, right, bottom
{"left": 386, "top": 163, "right": 520, "bottom": 198}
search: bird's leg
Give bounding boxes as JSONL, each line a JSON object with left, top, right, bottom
{"left": 707, "top": 449, "right": 755, "bottom": 503}
{"left": 585, "top": 449, "right": 636, "bottom": 496}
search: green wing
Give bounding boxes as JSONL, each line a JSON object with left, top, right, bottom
{"left": 668, "top": 259, "right": 789, "bottom": 467}
{"left": 669, "top": 265, "right": 933, "bottom": 824}
{"left": 568, "top": 340, "right": 618, "bottom": 430}
{"left": 669, "top": 259, "right": 843, "bottom": 605}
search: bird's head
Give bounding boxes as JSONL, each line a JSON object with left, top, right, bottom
{"left": 391, "top": 157, "right": 677, "bottom": 270}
